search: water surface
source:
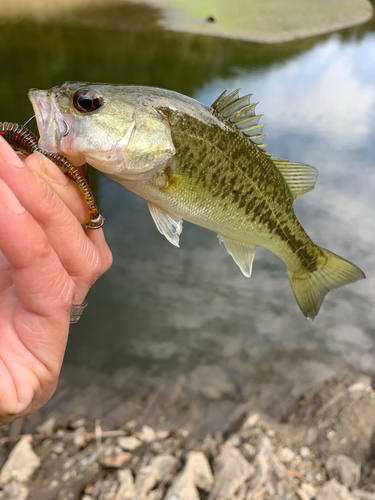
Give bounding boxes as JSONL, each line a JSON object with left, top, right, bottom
{"left": 0, "top": 12, "right": 374, "bottom": 435}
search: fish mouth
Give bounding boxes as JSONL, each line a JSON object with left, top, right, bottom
{"left": 28, "top": 89, "right": 49, "bottom": 131}
{"left": 28, "top": 89, "right": 69, "bottom": 152}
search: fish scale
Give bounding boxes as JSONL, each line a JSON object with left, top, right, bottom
{"left": 163, "top": 107, "right": 315, "bottom": 268}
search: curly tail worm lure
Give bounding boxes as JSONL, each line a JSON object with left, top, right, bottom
{"left": 0, "top": 121, "right": 104, "bottom": 229}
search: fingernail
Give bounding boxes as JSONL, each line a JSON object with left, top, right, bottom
{"left": 0, "top": 178, "right": 26, "bottom": 214}
{"left": 36, "top": 152, "right": 69, "bottom": 185}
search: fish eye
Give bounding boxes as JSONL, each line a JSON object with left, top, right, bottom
{"left": 73, "top": 89, "right": 102, "bottom": 113}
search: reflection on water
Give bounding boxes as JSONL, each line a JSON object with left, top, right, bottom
{"left": 0, "top": 12, "right": 374, "bottom": 435}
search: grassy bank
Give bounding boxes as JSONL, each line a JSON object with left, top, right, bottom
{"left": 0, "top": 0, "right": 373, "bottom": 43}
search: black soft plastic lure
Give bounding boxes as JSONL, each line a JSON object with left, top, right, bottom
{"left": 0, "top": 121, "right": 104, "bottom": 229}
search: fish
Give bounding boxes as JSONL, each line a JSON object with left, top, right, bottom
{"left": 28, "top": 82, "right": 365, "bottom": 320}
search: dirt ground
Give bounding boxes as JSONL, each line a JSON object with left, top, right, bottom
{"left": 1, "top": 374, "right": 375, "bottom": 500}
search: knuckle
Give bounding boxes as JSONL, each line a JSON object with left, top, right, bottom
{"left": 33, "top": 234, "right": 52, "bottom": 262}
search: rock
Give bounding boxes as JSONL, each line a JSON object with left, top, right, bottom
{"left": 370, "top": 426, "right": 375, "bottom": 460}
{"left": 325, "top": 454, "right": 361, "bottom": 489}
{"left": 101, "top": 452, "right": 132, "bottom": 468}
{"left": 36, "top": 416, "right": 56, "bottom": 435}
{"left": 242, "top": 413, "right": 260, "bottom": 430}
{"left": 0, "top": 482, "right": 29, "bottom": 500}
{"left": 156, "top": 430, "right": 170, "bottom": 440}
{"left": 300, "top": 446, "right": 311, "bottom": 458}
{"left": 185, "top": 451, "right": 214, "bottom": 492}
{"left": 124, "top": 420, "right": 138, "bottom": 432}
{"left": 79, "top": 451, "right": 98, "bottom": 470}
{"left": 73, "top": 430, "right": 87, "bottom": 448}
{"left": 277, "top": 447, "right": 296, "bottom": 464}
{"left": 118, "top": 436, "right": 142, "bottom": 451}
{"left": 301, "top": 483, "right": 318, "bottom": 499}
{"left": 326, "top": 430, "right": 336, "bottom": 440}
{"left": 104, "top": 444, "right": 123, "bottom": 457}
{"left": 139, "top": 425, "right": 156, "bottom": 443}
{"left": 266, "top": 429, "right": 276, "bottom": 438}
{"left": 91, "top": 475, "right": 118, "bottom": 500}
{"left": 115, "top": 469, "right": 135, "bottom": 500}
{"left": 227, "top": 434, "right": 241, "bottom": 447}
{"left": 242, "top": 443, "right": 257, "bottom": 461}
{"left": 306, "top": 427, "right": 318, "bottom": 446}
{"left": 316, "top": 479, "right": 354, "bottom": 500}
{"left": 0, "top": 438, "right": 41, "bottom": 486}
{"left": 151, "top": 442, "right": 163, "bottom": 453}
{"left": 208, "top": 443, "right": 254, "bottom": 500}
{"left": 352, "top": 490, "right": 375, "bottom": 500}
{"left": 52, "top": 442, "right": 65, "bottom": 455}
{"left": 315, "top": 473, "right": 324, "bottom": 483}
{"left": 70, "top": 417, "right": 86, "bottom": 429}
{"left": 146, "top": 491, "right": 165, "bottom": 500}
{"left": 164, "top": 468, "right": 200, "bottom": 500}
{"left": 247, "top": 437, "right": 271, "bottom": 497}
{"left": 134, "top": 454, "right": 177, "bottom": 500}
{"left": 348, "top": 383, "right": 368, "bottom": 393}
{"left": 201, "top": 435, "right": 219, "bottom": 457}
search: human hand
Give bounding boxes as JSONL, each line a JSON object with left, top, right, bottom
{"left": 0, "top": 136, "right": 112, "bottom": 425}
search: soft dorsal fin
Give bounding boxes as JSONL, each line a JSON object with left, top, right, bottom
{"left": 210, "top": 89, "right": 268, "bottom": 152}
{"left": 218, "top": 235, "right": 257, "bottom": 278}
{"left": 148, "top": 202, "right": 183, "bottom": 247}
{"left": 272, "top": 158, "right": 318, "bottom": 201}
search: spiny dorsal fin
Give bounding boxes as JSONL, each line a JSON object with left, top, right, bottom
{"left": 211, "top": 89, "right": 318, "bottom": 198}
{"left": 210, "top": 89, "right": 268, "bottom": 151}
{"left": 272, "top": 158, "right": 318, "bottom": 201}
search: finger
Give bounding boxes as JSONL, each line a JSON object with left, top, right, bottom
{"left": 0, "top": 177, "right": 74, "bottom": 324}
{"left": 0, "top": 158, "right": 110, "bottom": 303}
{"left": 0, "top": 136, "right": 24, "bottom": 167}
{"left": 22, "top": 152, "right": 112, "bottom": 269}
{"left": 27, "top": 153, "right": 112, "bottom": 270}
{"left": 26, "top": 151, "right": 90, "bottom": 225}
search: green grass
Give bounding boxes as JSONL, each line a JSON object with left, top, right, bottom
{"left": 155, "top": 0, "right": 373, "bottom": 42}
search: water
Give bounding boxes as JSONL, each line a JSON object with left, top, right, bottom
{"left": 1, "top": 10, "right": 374, "bottom": 436}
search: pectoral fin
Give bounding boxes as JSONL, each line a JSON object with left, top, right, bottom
{"left": 218, "top": 235, "right": 257, "bottom": 277}
{"left": 148, "top": 202, "right": 183, "bottom": 247}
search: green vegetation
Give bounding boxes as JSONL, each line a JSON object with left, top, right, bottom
{"left": 157, "top": 0, "right": 373, "bottom": 42}
{"left": 0, "top": 0, "right": 372, "bottom": 43}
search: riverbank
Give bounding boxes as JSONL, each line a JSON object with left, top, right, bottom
{"left": 0, "top": 0, "right": 373, "bottom": 43}
{"left": 1, "top": 374, "right": 374, "bottom": 500}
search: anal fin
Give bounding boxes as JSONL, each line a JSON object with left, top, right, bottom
{"left": 148, "top": 202, "right": 183, "bottom": 247}
{"left": 218, "top": 235, "right": 257, "bottom": 277}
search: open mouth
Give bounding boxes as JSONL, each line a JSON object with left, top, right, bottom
{"left": 28, "top": 89, "right": 50, "bottom": 137}
{"left": 28, "top": 89, "right": 69, "bottom": 152}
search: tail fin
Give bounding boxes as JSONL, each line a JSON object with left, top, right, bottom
{"left": 288, "top": 249, "right": 365, "bottom": 321}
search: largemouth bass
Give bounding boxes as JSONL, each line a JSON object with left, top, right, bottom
{"left": 28, "top": 82, "right": 365, "bottom": 320}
